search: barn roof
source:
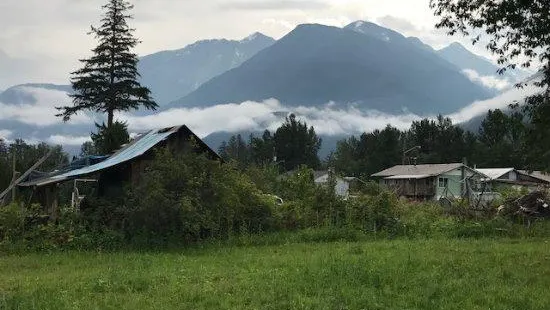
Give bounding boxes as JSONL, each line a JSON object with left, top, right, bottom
{"left": 19, "top": 125, "right": 219, "bottom": 187}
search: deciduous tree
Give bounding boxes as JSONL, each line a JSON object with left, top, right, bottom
{"left": 430, "top": 0, "right": 550, "bottom": 170}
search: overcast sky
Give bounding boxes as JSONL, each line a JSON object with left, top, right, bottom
{"left": 0, "top": 0, "right": 494, "bottom": 89}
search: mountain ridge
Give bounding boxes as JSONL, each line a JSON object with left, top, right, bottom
{"left": 138, "top": 32, "right": 275, "bottom": 105}
{"left": 169, "top": 22, "right": 492, "bottom": 115}
{"left": 437, "top": 42, "right": 531, "bottom": 85}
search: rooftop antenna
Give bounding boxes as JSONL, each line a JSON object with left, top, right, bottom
{"left": 402, "top": 145, "right": 421, "bottom": 165}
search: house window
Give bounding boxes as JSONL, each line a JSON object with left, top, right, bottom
{"left": 438, "top": 177, "right": 448, "bottom": 188}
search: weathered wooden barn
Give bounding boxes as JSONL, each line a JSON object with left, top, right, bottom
{"left": 17, "top": 125, "right": 220, "bottom": 216}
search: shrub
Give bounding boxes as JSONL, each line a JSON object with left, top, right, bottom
{"left": 124, "top": 149, "right": 276, "bottom": 244}
{"left": 0, "top": 203, "right": 26, "bottom": 242}
{"left": 347, "top": 191, "right": 401, "bottom": 235}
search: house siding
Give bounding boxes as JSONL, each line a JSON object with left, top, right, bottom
{"left": 436, "top": 173, "right": 462, "bottom": 199}
{"left": 436, "top": 168, "right": 480, "bottom": 200}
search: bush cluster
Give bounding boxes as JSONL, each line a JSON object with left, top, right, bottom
{"left": 1, "top": 150, "right": 550, "bottom": 252}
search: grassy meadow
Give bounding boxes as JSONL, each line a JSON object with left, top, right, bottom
{"left": 1, "top": 237, "right": 550, "bottom": 309}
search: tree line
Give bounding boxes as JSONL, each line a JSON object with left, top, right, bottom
{"left": 220, "top": 109, "right": 542, "bottom": 178}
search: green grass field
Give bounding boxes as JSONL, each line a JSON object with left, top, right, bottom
{"left": 1, "top": 238, "right": 549, "bottom": 309}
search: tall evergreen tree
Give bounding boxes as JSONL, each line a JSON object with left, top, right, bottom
{"left": 217, "top": 134, "right": 251, "bottom": 167}
{"left": 0, "top": 139, "right": 10, "bottom": 191}
{"left": 91, "top": 121, "right": 131, "bottom": 155}
{"left": 250, "top": 130, "right": 275, "bottom": 165}
{"left": 57, "top": 0, "right": 157, "bottom": 128}
{"left": 274, "top": 114, "right": 322, "bottom": 171}
{"left": 409, "top": 116, "right": 469, "bottom": 164}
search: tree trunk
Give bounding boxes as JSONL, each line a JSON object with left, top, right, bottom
{"left": 107, "top": 110, "right": 114, "bottom": 128}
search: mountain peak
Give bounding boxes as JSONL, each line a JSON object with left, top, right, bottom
{"left": 439, "top": 42, "right": 492, "bottom": 62}
{"left": 240, "top": 32, "right": 274, "bottom": 43}
{"left": 347, "top": 20, "right": 374, "bottom": 30}
{"left": 444, "top": 42, "right": 469, "bottom": 51}
{"left": 344, "top": 20, "right": 405, "bottom": 43}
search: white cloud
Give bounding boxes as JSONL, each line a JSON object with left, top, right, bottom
{"left": 121, "top": 99, "right": 416, "bottom": 139}
{"left": 121, "top": 99, "right": 283, "bottom": 137}
{"left": 462, "top": 69, "right": 511, "bottom": 91}
{"left": 290, "top": 105, "right": 420, "bottom": 135}
{"left": 47, "top": 135, "right": 90, "bottom": 146}
{"left": 449, "top": 83, "right": 541, "bottom": 124}
{"left": 0, "top": 129, "right": 12, "bottom": 140}
{"left": 0, "top": 78, "right": 540, "bottom": 150}
{"left": 0, "top": 86, "right": 92, "bottom": 126}
{"left": 121, "top": 84, "right": 540, "bottom": 138}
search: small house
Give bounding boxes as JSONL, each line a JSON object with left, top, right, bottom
{"left": 371, "top": 163, "right": 486, "bottom": 200}
{"left": 280, "top": 169, "right": 351, "bottom": 198}
{"left": 313, "top": 171, "right": 350, "bottom": 198}
{"left": 476, "top": 168, "right": 550, "bottom": 191}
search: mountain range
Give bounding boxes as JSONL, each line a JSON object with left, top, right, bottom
{"left": 0, "top": 20, "right": 537, "bottom": 156}
{"left": 138, "top": 33, "right": 275, "bottom": 105}
{"left": 170, "top": 22, "right": 492, "bottom": 115}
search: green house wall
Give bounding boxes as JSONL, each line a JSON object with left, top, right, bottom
{"left": 435, "top": 167, "right": 479, "bottom": 200}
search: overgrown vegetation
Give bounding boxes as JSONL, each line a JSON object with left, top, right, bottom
{"left": 1, "top": 146, "right": 549, "bottom": 252}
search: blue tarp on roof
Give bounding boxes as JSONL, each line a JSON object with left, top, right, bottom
{"left": 68, "top": 156, "right": 109, "bottom": 170}
{"left": 19, "top": 126, "right": 179, "bottom": 187}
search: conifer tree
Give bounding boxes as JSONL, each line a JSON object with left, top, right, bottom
{"left": 274, "top": 114, "right": 322, "bottom": 171}
{"left": 57, "top": 0, "right": 157, "bottom": 128}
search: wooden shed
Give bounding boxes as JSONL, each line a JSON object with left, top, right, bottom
{"left": 17, "top": 125, "right": 220, "bottom": 215}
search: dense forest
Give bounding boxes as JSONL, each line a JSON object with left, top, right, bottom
{"left": 218, "top": 108, "right": 540, "bottom": 178}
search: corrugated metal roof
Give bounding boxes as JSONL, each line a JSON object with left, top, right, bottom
{"left": 372, "top": 163, "right": 464, "bottom": 178}
{"left": 475, "top": 168, "right": 515, "bottom": 180}
{"left": 19, "top": 126, "right": 179, "bottom": 187}
{"left": 384, "top": 174, "right": 431, "bottom": 180}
